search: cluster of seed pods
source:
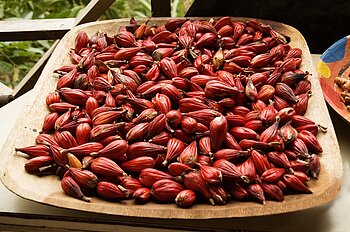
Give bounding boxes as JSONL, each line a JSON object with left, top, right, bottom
{"left": 16, "top": 17, "right": 325, "bottom": 206}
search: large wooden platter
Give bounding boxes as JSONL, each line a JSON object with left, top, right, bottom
{"left": 0, "top": 18, "right": 343, "bottom": 219}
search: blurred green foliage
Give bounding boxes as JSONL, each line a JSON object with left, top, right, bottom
{"left": 0, "top": 0, "right": 193, "bottom": 88}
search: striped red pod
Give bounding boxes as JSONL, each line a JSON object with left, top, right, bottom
{"left": 163, "top": 138, "right": 186, "bottom": 166}
{"left": 190, "top": 75, "right": 216, "bottom": 87}
{"left": 104, "top": 92, "right": 116, "bottom": 107}
{"left": 297, "top": 130, "right": 323, "bottom": 154}
{"left": 277, "top": 107, "right": 295, "bottom": 125}
{"left": 218, "top": 24, "right": 234, "bottom": 37}
{"left": 205, "top": 80, "right": 241, "bottom": 98}
{"left": 62, "top": 142, "right": 103, "bottom": 158}
{"left": 244, "top": 110, "right": 260, "bottom": 122}
{"left": 273, "top": 95, "right": 290, "bottom": 111}
{"left": 281, "top": 71, "right": 307, "bottom": 86}
{"left": 290, "top": 137, "right": 310, "bottom": 159}
{"left": 223, "top": 61, "right": 244, "bottom": 74}
{"left": 121, "top": 156, "right": 155, "bottom": 172}
{"left": 15, "top": 144, "right": 51, "bottom": 157}
{"left": 74, "top": 31, "right": 89, "bottom": 53}
{"left": 244, "top": 120, "right": 263, "bottom": 132}
{"left": 283, "top": 174, "right": 312, "bottom": 194}
{"left": 239, "top": 139, "right": 270, "bottom": 150}
{"left": 134, "top": 109, "right": 158, "bottom": 124}
{"left": 213, "top": 149, "right": 249, "bottom": 162}
{"left": 125, "top": 122, "right": 149, "bottom": 142}
{"left": 159, "top": 57, "right": 178, "bottom": 78}
{"left": 251, "top": 100, "right": 267, "bottom": 111}
{"left": 182, "top": 170, "right": 214, "bottom": 205}
{"left": 198, "top": 137, "right": 212, "bottom": 156}
{"left": 251, "top": 150, "right": 271, "bottom": 175}
{"left": 41, "top": 112, "right": 59, "bottom": 133}
{"left": 97, "top": 182, "right": 130, "bottom": 200}
{"left": 49, "top": 102, "right": 77, "bottom": 113}
{"left": 179, "top": 141, "right": 198, "bottom": 167}
{"left": 259, "top": 103, "right": 278, "bottom": 126}
{"left": 151, "top": 179, "right": 185, "bottom": 203}
{"left": 54, "top": 131, "right": 78, "bottom": 149}
{"left": 196, "top": 122, "right": 209, "bottom": 133}
{"left": 92, "top": 110, "right": 126, "bottom": 126}
{"left": 24, "top": 156, "right": 54, "bottom": 173}
{"left": 179, "top": 67, "right": 199, "bottom": 79}
{"left": 208, "top": 183, "right": 229, "bottom": 205}
{"left": 257, "top": 85, "right": 275, "bottom": 102}
{"left": 196, "top": 155, "right": 212, "bottom": 166}
{"left": 46, "top": 91, "right": 60, "bottom": 107}
{"left": 127, "top": 142, "right": 166, "bottom": 159}
{"left": 175, "top": 189, "right": 197, "bottom": 208}
{"left": 226, "top": 183, "right": 249, "bottom": 200}
{"left": 284, "top": 47, "right": 302, "bottom": 59}
{"left": 230, "top": 127, "right": 259, "bottom": 141}
{"left": 181, "top": 117, "right": 198, "bottom": 135}
{"left": 76, "top": 123, "right": 91, "bottom": 145}
{"left": 98, "top": 135, "right": 121, "bottom": 147}
{"left": 115, "top": 30, "right": 136, "bottom": 47}
{"left": 266, "top": 151, "right": 292, "bottom": 171}
{"left": 91, "top": 140, "right": 128, "bottom": 160}
{"left": 275, "top": 83, "right": 298, "bottom": 103}
{"left": 112, "top": 73, "right": 138, "bottom": 93}
{"left": 179, "top": 98, "right": 210, "bottom": 113}
{"left": 218, "top": 98, "right": 236, "bottom": 108}
{"left": 279, "top": 122, "right": 298, "bottom": 144}
{"left": 59, "top": 117, "right": 91, "bottom": 133}
{"left": 236, "top": 33, "right": 253, "bottom": 47}
{"left": 213, "top": 159, "right": 249, "bottom": 183}
{"left": 69, "top": 167, "right": 98, "bottom": 188}
{"left": 291, "top": 115, "right": 317, "bottom": 127}
{"left": 61, "top": 176, "right": 90, "bottom": 202}
{"left": 152, "top": 93, "right": 172, "bottom": 115}
{"left": 149, "top": 131, "right": 171, "bottom": 146}
{"left": 90, "top": 122, "right": 124, "bottom": 141}
{"left": 225, "top": 114, "right": 245, "bottom": 127}
{"left": 250, "top": 53, "right": 273, "bottom": 68}
{"left": 50, "top": 144, "right": 67, "bottom": 167}
{"left": 195, "top": 32, "right": 216, "bottom": 48}
{"left": 261, "top": 168, "right": 286, "bottom": 183}
{"left": 91, "top": 157, "right": 127, "bottom": 177}
{"left": 246, "top": 183, "right": 266, "bottom": 204}
{"left": 161, "top": 84, "right": 183, "bottom": 103}
{"left": 293, "top": 171, "right": 310, "bottom": 184}
{"left": 290, "top": 159, "right": 309, "bottom": 173}
{"left": 114, "top": 47, "right": 141, "bottom": 60}
{"left": 69, "top": 50, "right": 82, "bottom": 63}
{"left": 153, "top": 47, "right": 175, "bottom": 61}
{"left": 259, "top": 117, "right": 280, "bottom": 143}
{"left": 145, "top": 114, "right": 166, "bottom": 139}
{"left": 239, "top": 157, "right": 257, "bottom": 182}
{"left": 309, "top": 154, "right": 321, "bottom": 179}
{"left": 178, "top": 35, "right": 194, "bottom": 49}
{"left": 56, "top": 68, "right": 78, "bottom": 90}
{"left": 259, "top": 181, "right": 284, "bottom": 202}
{"left": 92, "top": 76, "right": 112, "bottom": 91}
{"left": 167, "top": 162, "right": 192, "bottom": 177}
{"left": 133, "top": 187, "right": 152, "bottom": 204}
{"left": 232, "top": 21, "right": 245, "bottom": 40}
{"left": 214, "top": 16, "right": 231, "bottom": 30}
{"left": 210, "top": 115, "right": 228, "bottom": 152}
{"left": 139, "top": 168, "right": 173, "bottom": 187}
{"left": 294, "top": 79, "right": 311, "bottom": 95}
{"left": 293, "top": 93, "right": 310, "bottom": 116}
{"left": 122, "top": 69, "right": 142, "bottom": 86}
{"left": 119, "top": 176, "right": 143, "bottom": 194}
{"left": 185, "top": 109, "right": 222, "bottom": 126}
{"left": 223, "top": 132, "right": 242, "bottom": 150}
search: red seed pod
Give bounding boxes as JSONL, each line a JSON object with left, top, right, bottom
{"left": 277, "top": 107, "right": 296, "bottom": 125}
{"left": 223, "top": 132, "right": 242, "bottom": 150}
{"left": 152, "top": 93, "right": 172, "bottom": 115}
{"left": 226, "top": 183, "right": 249, "bottom": 200}
{"left": 85, "top": 97, "right": 98, "bottom": 117}
{"left": 244, "top": 120, "right": 263, "bottom": 132}
{"left": 175, "top": 189, "right": 197, "bottom": 208}
{"left": 63, "top": 142, "right": 104, "bottom": 158}
{"left": 293, "top": 93, "right": 309, "bottom": 115}
{"left": 275, "top": 83, "right": 298, "bottom": 103}
{"left": 208, "top": 183, "right": 228, "bottom": 205}
{"left": 121, "top": 156, "right": 155, "bottom": 172}
{"left": 76, "top": 123, "right": 91, "bottom": 145}
{"left": 151, "top": 179, "right": 185, "bottom": 203}
{"left": 251, "top": 150, "right": 271, "bottom": 175}
{"left": 139, "top": 168, "right": 173, "bottom": 187}
{"left": 258, "top": 85, "right": 275, "bottom": 102}
{"left": 119, "top": 176, "right": 143, "bottom": 195}
{"left": 54, "top": 131, "right": 78, "bottom": 149}
{"left": 179, "top": 141, "right": 198, "bottom": 167}
{"left": 125, "top": 122, "right": 149, "bottom": 142}
{"left": 168, "top": 162, "right": 192, "bottom": 177}
{"left": 185, "top": 109, "right": 222, "bottom": 126}
{"left": 161, "top": 84, "right": 183, "bottom": 103}
{"left": 90, "top": 122, "right": 124, "bottom": 141}
{"left": 15, "top": 144, "right": 51, "bottom": 157}
{"left": 294, "top": 79, "right": 311, "bottom": 95}
{"left": 50, "top": 144, "right": 67, "bottom": 167}
{"left": 213, "top": 149, "right": 249, "bottom": 162}
{"left": 133, "top": 187, "right": 152, "bottom": 204}
{"left": 165, "top": 110, "right": 182, "bottom": 128}
{"left": 267, "top": 151, "right": 292, "bottom": 170}
{"left": 148, "top": 131, "right": 171, "bottom": 146}
{"left": 61, "top": 176, "right": 90, "bottom": 202}
{"left": 273, "top": 95, "right": 290, "bottom": 111}
{"left": 213, "top": 159, "right": 249, "bottom": 183}
{"left": 259, "top": 103, "right": 278, "bottom": 126}
{"left": 97, "top": 182, "right": 130, "bottom": 200}
{"left": 159, "top": 57, "right": 178, "bottom": 78}
{"left": 179, "top": 98, "right": 210, "bottom": 113}
{"left": 182, "top": 170, "right": 214, "bottom": 204}
{"left": 290, "top": 159, "right": 309, "bottom": 173}
{"left": 46, "top": 91, "right": 61, "bottom": 107}
{"left": 92, "top": 110, "right": 126, "bottom": 126}
{"left": 259, "top": 117, "right": 280, "bottom": 143}
{"left": 196, "top": 155, "right": 212, "bottom": 166}
{"left": 91, "top": 140, "right": 128, "bottom": 160}
{"left": 230, "top": 127, "right": 259, "bottom": 141}
{"left": 261, "top": 168, "right": 286, "bottom": 183}
{"left": 198, "top": 137, "right": 212, "bottom": 156}
{"left": 41, "top": 112, "right": 59, "bottom": 133}
{"left": 69, "top": 167, "right": 98, "bottom": 188}
{"left": 239, "top": 157, "right": 257, "bottom": 182}
{"left": 309, "top": 154, "right": 321, "bottom": 179}
{"left": 293, "top": 171, "right": 310, "bottom": 183}
{"left": 57, "top": 68, "right": 78, "bottom": 90}
{"left": 24, "top": 156, "right": 54, "bottom": 173}
{"left": 127, "top": 142, "right": 166, "bottom": 159}
{"left": 210, "top": 115, "right": 228, "bottom": 152}
{"left": 239, "top": 139, "right": 270, "bottom": 150}
{"left": 195, "top": 32, "right": 216, "bottom": 48}
{"left": 246, "top": 183, "right": 266, "bottom": 204}
{"left": 297, "top": 130, "right": 323, "bottom": 154}
{"left": 91, "top": 157, "right": 126, "bottom": 177}
{"left": 259, "top": 181, "right": 284, "bottom": 202}
{"left": 290, "top": 137, "right": 310, "bottom": 159}
{"left": 204, "top": 80, "right": 240, "bottom": 99}
{"left": 279, "top": 122, "right": 298, "bottom": 144}
{"left": 244, "top": 110, "right": 260, "bottom": 122}
{"left": 49, "top": 102, "right": 77, "bottom": 113}
{"left": 181, "top": 117, "right": 198, "bottom": 135}
{"left": 163, "top": 138, "right": 186, "bottom": 165}
{"left": 283, "top": 174, "right": 312, "bottom": 193}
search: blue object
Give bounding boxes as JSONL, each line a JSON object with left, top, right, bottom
{"left": 321, "top": 36, "right": 348, "bottom": 63}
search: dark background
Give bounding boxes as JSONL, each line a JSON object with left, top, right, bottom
{"left": 186, "top": 0, "right": 350, "bottom": 53}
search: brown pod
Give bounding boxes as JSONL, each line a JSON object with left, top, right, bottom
{"left": 139, "top": 168, "right": 173, "bottom": 187}
{"left": 175, "top": 189, "right": 197, "bottom": 208}
{"left": 97, "top": 182, "right": 130, "bottom": 200}
{"left": 91, "top": 140, "right": 128, "bottom": 160}
{"left": 182, "top": 170, "right": 214, "bottom": 205}
{"left": 245, "top": 78, "right": 258, "bottom": 101}
{"left": 279, "top": 122, "right": 298, "bottom": 144}
{"left": 91, "top": 157, "right": 126, "bottom": 177}
{"left": 163, "top": 138, "right": 186, "bottom": 165}
{"left": 127, "top": 142, "right": 166, "bottom": 159}
{"left": 151, "top": 179, "right": 185, "bottom": 203}
{"left": 258, "top": 85, "right": 275, "bottom": 102}
{"left": 133, "top": 187, "right": 152, "bottom": 204}
{"left": 210, "top": 115, "right": 228, "bottom": 152}
{"left": 61, "top": 176, "right": 90, "bottom": 202}
{"left": 181, "top": 117, "right": 198, "bottom": 134}
{"left": 121, "top": 156, "right": 155, "bottom": 172}
{"left": 179, "top": 141, "right": 198, "bottom": 167}
{"left": 67, "top": 153, "right": 82, "bottom": 169}
{"left": 69, "top": 167, "right": 98, "bottom": 188}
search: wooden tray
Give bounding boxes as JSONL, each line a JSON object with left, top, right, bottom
{"left": 0, "top": 18, "right": 343, "bottom": 219}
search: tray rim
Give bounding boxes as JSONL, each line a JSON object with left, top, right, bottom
{"left": 0, "top": 17, "right": 343, "bottom": 219}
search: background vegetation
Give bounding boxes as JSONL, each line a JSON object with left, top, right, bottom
{"left": 0, "top": 0, "right": 193, "bottom": 88}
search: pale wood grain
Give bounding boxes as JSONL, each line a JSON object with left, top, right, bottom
{"left": 0, "top": 18, "right": 343, "bottom": 219}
